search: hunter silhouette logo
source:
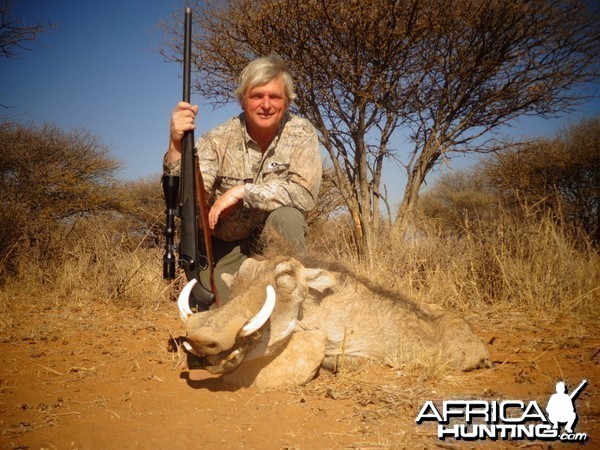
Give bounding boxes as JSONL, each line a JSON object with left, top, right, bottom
{"left": 546, "top": 379, "right": 587, "bottom": 434}
{"left": 416, "top": 379, "right": 589, "bottom": 442}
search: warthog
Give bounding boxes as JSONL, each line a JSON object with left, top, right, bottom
{"left": 177, "top": 256, "right": 491, "bottom": 389}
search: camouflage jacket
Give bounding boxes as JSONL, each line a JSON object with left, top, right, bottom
{"left": 164, "top": 112, "right": 322, "bottom": 242}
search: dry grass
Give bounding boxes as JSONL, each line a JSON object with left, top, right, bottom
{"left": 2, "top": 206, "right": 597, "bottom": 327}
{"left": 1, "top": 206, "right": 597, "bottom": 342}
{"left": 0, "top": 215, "right": 175, "bottom": 331}
{"left": 311, "top": 209, "right": 599, "bottom": 319}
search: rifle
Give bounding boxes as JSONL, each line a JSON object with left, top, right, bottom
{"left": 569, "top": 379, "right": 587, "bottom": 400}
{"left": 162, "top": 7, "right": 217, "bottom": 310}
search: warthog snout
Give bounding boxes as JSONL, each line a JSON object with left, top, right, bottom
{"left": 185, "top": 334, "right": 224, "bottom": 356}
{"left": 180, "top": 283, "right": 278, "bottom": 373}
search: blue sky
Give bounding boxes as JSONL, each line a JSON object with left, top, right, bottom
{"left": 2, "top": 1, "right": 599, "bottom": 207}
{"left": 1, "top": 0, "right": 235, "bottom": 180}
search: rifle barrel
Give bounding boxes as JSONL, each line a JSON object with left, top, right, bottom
{"left": 183, "top": 7, "right": 192, "bottom": 104}
{"left": 569, "top": 379, "right": 587, "bottom": 399}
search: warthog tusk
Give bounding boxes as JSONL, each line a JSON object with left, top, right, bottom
{"left": 226, "top": 349, "right": 240, "bottom": 362}
{"left": 178, "top": 279, "right": 197, "bottom": 321}
{"left": 240, "top": 285, "right": 276, "bottom": 337}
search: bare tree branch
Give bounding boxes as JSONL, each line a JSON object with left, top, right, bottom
{"left": 160, "top": 0, "right": 600, "bottom": 259}
{"left": 0, "top": 0, "right": 54, "bottom": 59}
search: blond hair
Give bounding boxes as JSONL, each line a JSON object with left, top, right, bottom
{"left": 234, "top": 53, "right": 296, "bottom": 104}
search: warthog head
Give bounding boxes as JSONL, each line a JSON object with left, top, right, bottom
{"left": 178, "top": 257, "right": 333, "bottom": 374}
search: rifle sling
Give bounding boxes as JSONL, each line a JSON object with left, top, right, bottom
{"left": 193, "top": 156, "right": 221, "bottom": 307}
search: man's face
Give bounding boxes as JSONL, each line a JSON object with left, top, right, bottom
{"left": 242, "top": 76, "right": 288, "bottom": 138}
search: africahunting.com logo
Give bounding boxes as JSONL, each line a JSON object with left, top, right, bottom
{"left": 416, "top": 379, "right": 588, "bottom": 443}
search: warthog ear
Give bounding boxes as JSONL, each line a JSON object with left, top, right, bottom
{"left": 274, "top": 261, "right": 297, "bottom": 291}
{"left": 301, "top": 268, "right": 337, "bottom": 293}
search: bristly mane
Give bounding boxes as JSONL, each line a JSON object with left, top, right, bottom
{"left": 257, "top": 244, "right": 432, "bottom": 320}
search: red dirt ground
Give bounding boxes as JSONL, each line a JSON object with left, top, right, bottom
{"left": 0, "top": 302, "right": 597, "bottom": 449}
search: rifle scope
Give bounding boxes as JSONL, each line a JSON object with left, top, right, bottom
{"left": 162, "top": 174, "right": 179, "bottom": 280}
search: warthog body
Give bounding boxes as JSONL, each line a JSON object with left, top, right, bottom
{"left": 180, "top": 256, "right": 491, "bottom": 389}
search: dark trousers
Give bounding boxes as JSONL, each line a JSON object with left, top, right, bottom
{"left": 199, "top": 207, "right": 307, "bottom": 303}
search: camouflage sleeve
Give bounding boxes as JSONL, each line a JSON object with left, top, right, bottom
{"left": 163, "top": 156, "right": 181, "bottom": 175}
{"left": 195, "top": 134, "right": 219, "bottom": 193}
{"left": 244, "top": 131, "right": 322, "bottom": 213}
{"left": 161, "top": 136, "right": 218, "bottom": 193}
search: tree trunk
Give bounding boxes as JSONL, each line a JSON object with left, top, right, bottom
{"left": 393, "top": 140, "right": 437, "bottom": 236}
{"left": 394, "top": 177, "right": 420, "bottom": 238}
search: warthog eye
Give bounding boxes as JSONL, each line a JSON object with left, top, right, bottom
{"left": 207, "top": 343, "right": 218, "bottom": 349}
